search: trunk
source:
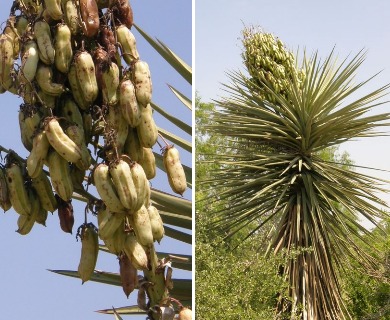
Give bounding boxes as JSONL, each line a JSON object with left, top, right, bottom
{"left": 273, "top": 204, "right": 346, "bottom": 319}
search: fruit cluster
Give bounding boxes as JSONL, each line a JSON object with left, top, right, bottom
{"left": 241, "top": 27, "right": 305, "bottom": 102}
{"left": 0, "top": 0, "right": 188, "bottom": 316}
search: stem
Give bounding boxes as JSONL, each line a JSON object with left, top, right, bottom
{"left": 74, "top": 185, "right": 99, "bottom": 202}
{"left": 143, "top": 245, "right": 170, "bottom": 320}
{"left": 158, "top": 133, "right": 170, "bottom": 148}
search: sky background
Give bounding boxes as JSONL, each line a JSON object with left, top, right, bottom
{"left": 0, "top": 1, "right": 191, "bottom": 319}
{"left": 196, "top": 0, "right": 390, "bottom": 226}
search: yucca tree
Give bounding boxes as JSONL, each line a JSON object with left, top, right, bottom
{"left": 205, "top": 29, "right": 390, "bottom": 319}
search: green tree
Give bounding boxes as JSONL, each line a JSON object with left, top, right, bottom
{"left": 203, "top": 28, "right": 390, "bottom": 319}
{"left": 342, "top": 217, "right": 390, "bottom": 319}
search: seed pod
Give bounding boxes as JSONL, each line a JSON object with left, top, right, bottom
{"left": 130, "top": 162, "right": 149, "bottom": 212}
{"left": 77, "top": 223, "right": 99, "bottom": 283}
{"left": 82, "top": 112, "right": 93, "bottom": 144}
{"left": 124, "top": 127, "right": 143, "bottom": 162}
{"left": 93, "top": 163, "right": 126, "bottom": 213}
{"left": 0, "top": 167, "right": 11, "bottom": 212}
{"left": 97, "top": 206, "right": 125, "bottom": 240}
{"left": 65, "top": 124, "right": 92, "bottom": 170}
{"left": 56, "top": 194, "right": 74, "bottom": 234}
{"left": 37, "top": 89, "right": 57, "bottom": 109}
{"left": 45, "top": 117, "right": 83, "bottom": 164}
{"left": 147, "top": 205, "right": 164, "bottom": 243}
{"left": 74, "top": 50, "right": 99, "bottom": 103}
{"left": 0, "top": 34, "right": 15, "bottom": 90}
{"left": 22, "top": 104, "right": 41, "bottom": 133}
{"left": 163, "top": 145, "right": 187, "bottom": 196}
{"left": 137, "top": 104, "right": 158, "bottom": 148}
{"left": 0, "top": 83, "right": 5, "bottom": 94}
{"left": 93, "top": 46, "right": 110, "bottom": 67}
{"left": 18, "top": 109, "right": 33, "bottom": 151}
{"left": 34, "top": 19, "right": 55, "bottom": 65}
{"left": 4, "top": 75, "right": 18, "bottom": 95}
{"left": 109, "top": 159, "right": 137, "bottom": 211}
{"left": 62, "top": 0, "right": 81, "bottom": 35}
{"left": 106, "top": 103, "right": 129, "bottom": 152}
{"left": 79, "top": 0, "right": 100, "bottom": 37}
{"left": 103, "top": 62, "right": 120, "bottom": 105}
{"left": 16, "top": 190, "right": 40, "bottom": 235}
{"left": 26, "top": 130, "right": 50, "bottom": 178}
{"left": 95, "top": 48, "right": 120, "bottom": 106}
{"left": 44, "top": 0, "right": 63, "bottom": 20}
{"left": 36, "top": 64, "right": 64, "bottom": 96}
{"left": 19, "top": 0, "right": 42, "bottom": 17}
{"left": 120, "top": 79, "right": 141, "bottom": 127}
{"left": 18, "top": 104, "right": 41, "bottom": 151}
{"left": 130, "top": 205, "right": 153, "bottom": 247}
{"left": 60, "top": 100, "right": 91, "bottom": 161}
{"left": 102, "top": 222, "right": 126, "bottom": 255}
{"left": 119, "top": 252, "right": 138, "bottom": 298}
{"left": 67, "top": 64, "right": 90, "bottom": 110}
{"left": 60, "top": 96, "right": 84, "bottom": 128}
{"left": 111, "top": 0, "right": 133, "bottom": 28}
{"left": 143, "top": 178, "right": 151, "bottom": 208}
{"left": 35, "top": 206, "right": 48, "bottom": 226}
{"left": 123, "top": 232, "right": 148, "bottom": 270}
{"left": 70, "top": 163, "right": 85, "bottom": 187}
{"left": 15, "top": 16, "right": 29, "bottom": 39}
{"left": 19, "top": 40, "right": 39, "bottom": 85}
{"left": 138, "top": 147, "right": 156, "bottom": 180}
{"left": 31, "top": 170, "right": 58, "bottom": 213}
{"left": 133, "top": 60, "right": 152, "bottom": 107}
{"left": 6, "top": 163, "right": 31, "bottom": 216}
{"left": 98, "top": 26, "right": 116, "bottom": 61}
{"left": 47, "top": 150, "right": 74, "bottom": 201}
{"left": 3, "top": 20, "right": 20, "bottom": 59}
{"left": 116, "top": 24, "right": 139, "bottom": 65}
{"left": 54, "top": 23, "right": 73, "bottom": 73}
{"left": 20, "top": 82, "right": 37, "bottom": 104}
{"left": 42, "top": 8, "right": 57, "bottom": 25}
{"left": 93, "top": 47, "right": 109, "bottom": 93}
{"left": 178, "top": 307, "right": 193, "bottom": 320}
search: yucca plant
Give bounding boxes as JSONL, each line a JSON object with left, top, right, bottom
{"left": 204, "top": 27, "right": 390, "bottom": 319}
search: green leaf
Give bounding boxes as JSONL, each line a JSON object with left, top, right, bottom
{"left": 96, "top": 302, "right": 191, "bottom": 315}
{"left": 49, "top": 270, "right": 192, "bottom": 301}
{"left": 158, "top": 127, "right": 192, "bottom": 153}
{"left": 112, "top": 307, "right": 125, "bottom": 320}
{"left": 99, "top": 246, "right": 192, "bottom": 271}
{"left": 151, "top": 188, "right": 192, "bottom": 218}
{"left": 159, "top": 210, "right": 192, "bottom": 230}
{"left": 133, "top": 24, "right": 192, "bottom": 84}
{"left": 48, "top": 269, "right": 122, "bottom": 287}
{"left": 168, "top": 84, "right": 192, "bottom": 110}
{"left": 96, "top": 306, "right": 146, "bottom": 316}
{"left": 151, "top": 101, "right": 191, "bottom": 135}
{"left": 164, "top": 226, "right": 192, "bottom": 244}
{"left": 154, "top": 252, "right": 192, "bottom": 271}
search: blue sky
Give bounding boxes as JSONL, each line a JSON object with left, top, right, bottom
{"left": 0, "top": 1, "right": 191, "bottom": 319}
{"left": 196, "top": 0, "right": 390, "bottom": 224}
